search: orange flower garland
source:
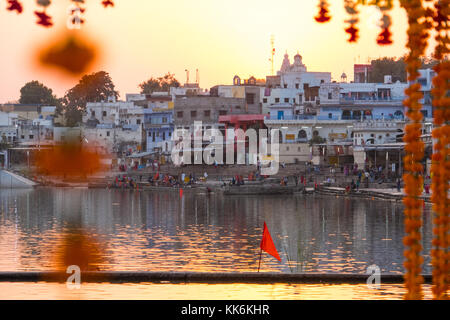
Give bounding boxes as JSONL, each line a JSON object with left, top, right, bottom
{"left": 430, "top": 0, "right": 449, "bottom": 300}
{"left": 399, "top": 0, "right": 432, "bottom": 300}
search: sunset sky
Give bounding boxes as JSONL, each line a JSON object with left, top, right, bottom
{"left": 0, "top": 0, "right": 435, "bottom": 103}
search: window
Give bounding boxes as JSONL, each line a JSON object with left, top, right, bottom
{"left": 162, "top": 132, "right": 166, "bottom": 140}
{"left": 378, "top": 135, "right": 382, "bottom": 139}
{"left": 204, "top": 110, "right": 211, "bottom": 117}
{"left": 106, "top": 131, "right": 110, "bottom": 137}
{"left": 91, "top": 111, "right": 95, "bottom": 117}
{"left": 298, "top": 130, "right": 307, "bottom": 139}
{"left": 21, "top": 135, "right": 24, "bottom": 139}
{"left": 328, "top": 113, "right": 332, "bottom": 119}
{"left": 177, "top": 111, "right": 183, "bottom": 118}
{"left": 284, "top": 98, "right": 289, "bottom": 103}
{"left": 370, "top": 134, "right": 374, "bottom": 137}
{"left": 328, "top": 93, "right": 332, "bottom": 100}
{"left": 152, "top": 132, "right": 155, "bottom": 142}
{"left": 286, "top": 146, "right": 289, "bottom": 151}
{"left": 246, "top": 93, "right": 255, "bottom": 105}
{"left": 136, "top": 119, "right": 141, "bottom": 125}
{"left": 295, "top": 83, "right": 299, "bottom": 89}
{"left": 219, "top": 110, "right": 227, "bottom": 116}
{"left": 102, "top": 111, "right": 107, "bottom": 117}
{"left": 292, "top": 98, "right": 296, "bottom": 103}
{"left": 191, "top": 111, "right": 197, "bottom": 118}
{"left": 162, "top": 117, "right": 167, "bottom": 123}
{"left": 235, "top": 105, "right": 241, "bottom": 109}
{"left": 275, "top": 98, "right": 280, "bottom": 103}
{"left": 263, "top": 98, "right": 267, "bottom": 103}
{"left": 29, "top": 135, "right": 34, "bottom": 139}
{"left": 284, "top": 84, "right": 287, "bottom": 88}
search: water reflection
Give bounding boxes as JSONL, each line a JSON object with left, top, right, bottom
{"left": 0, "top": 282, "right": 434, "bottom": 300}
{"left": 0, "top": 188, "right": 433, "bottom": 274}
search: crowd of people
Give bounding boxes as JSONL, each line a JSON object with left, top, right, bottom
{"left": 111, "top": 161, "right": 432, "bottom": 195}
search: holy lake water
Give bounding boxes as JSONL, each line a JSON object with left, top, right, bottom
{"left": 0, "top": 188, "right": 433, "bottom": 299}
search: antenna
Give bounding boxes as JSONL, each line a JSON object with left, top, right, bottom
{"left": 196, "top": 69, "right": 199, "bottom": 84}
{"left": 269, "top": 35, "right": 275, "bottom": 76}
{"left": 185, "top": 69, "right": 189, "bottom": 84}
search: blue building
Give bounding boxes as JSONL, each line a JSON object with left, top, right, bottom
{"left": 144, "top": 109, "right": 174, "bottom": 153}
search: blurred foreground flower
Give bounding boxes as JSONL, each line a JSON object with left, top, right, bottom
{"left": 52, "top": 228, "right": 107, "bottom": 272}
{"left": 35, "top": 141, "right": 106, "bottom": 178}
{"left": 37, "top": 33, "right": 98, "bottom": 76}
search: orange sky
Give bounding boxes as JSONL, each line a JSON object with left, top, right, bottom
{"left": 0, "top": 0, "right": 436, "bottom": 103}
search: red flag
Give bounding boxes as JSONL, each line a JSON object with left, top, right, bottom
{"left": 260, "top": 222, "right": 281, "bottom": 262}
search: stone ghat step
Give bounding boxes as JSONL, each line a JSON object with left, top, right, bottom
{"left": 0, "top": 271, "right": 432, "bottom": 284}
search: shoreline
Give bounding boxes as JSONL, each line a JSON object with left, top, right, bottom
{"left": 27, "top": 183, "right": 433, "bottom": 204}
{"left": 0, "top": 271, "right": 432, "bottom": 284}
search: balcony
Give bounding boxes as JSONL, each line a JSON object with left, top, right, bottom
{"left": 339, "top": 97, "right": 404, "bottom": 104}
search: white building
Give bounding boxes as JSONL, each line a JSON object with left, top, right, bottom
{"left": 278, "top": 52, "right": 331, "bottom": 88}
{"left": 352, "top": 120, "right": 404, "bottom": 146}
{"left": 261, "top": 52, "right": 331, "bottom": 114}
{"left": 0, "top": 112, "right": 18, "bottom": 127}
{"left": 84, "top": 101, "right": 144, "bottom": 127}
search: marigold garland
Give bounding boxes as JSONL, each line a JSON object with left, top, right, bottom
{"left": 399, "top": 0, "right": 432, "bottom": 300}
{"left": 430, "top": 0, "right": 449, "bottom": 300}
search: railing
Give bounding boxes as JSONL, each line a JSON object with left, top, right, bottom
{"left": 267, "top": 115, "right": 316, "bottom": 121}
{"left": 339, "top": 97, "right": 404, "bottom": 104}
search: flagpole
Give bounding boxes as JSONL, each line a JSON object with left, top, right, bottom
{"left": 257, "top": 248, "right": 262, "bottom": 272}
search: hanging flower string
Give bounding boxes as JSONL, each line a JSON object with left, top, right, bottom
{"left": 35, "top": 0, "right": 53, "bottom": 27}
{"left": 376, "top": 1, "right": 394, "bottom": 45}
{"left": 102, "top": 0, "right": 114, "bottom": 8}
{"left": 314, "top": 0, "right": 331, "bottom": 23}
{"left": 430, "top": 0, "right": 449, "bottom": 301}
{"left": 5, "top": 0, "right": 114, "bottom": 27}
{"left": 6, "top": 0, "right": 22, "bottom": 13}
{"left": 399, "top": 0, "right": 432, "bottom": 300}
{"left": 344, "top": 0, "right": 359, "bottom": 43}
{"left": 68, "top": 0, "right": 86, "bottom": 29}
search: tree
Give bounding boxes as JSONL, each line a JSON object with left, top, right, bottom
{"left": 368, "top": 57, "right": 407, "bottom": 83}
{"left": 19, "top": 80, "right": 64, "bottom": 116}
{"left": 139, "top": 72, "right": 180, "bottom": 94}
{"left": 63, "top": 71, "right": 119, "bottom": 127}
{"left": 19, "top": 80, "right": 58, "bottom": 104}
